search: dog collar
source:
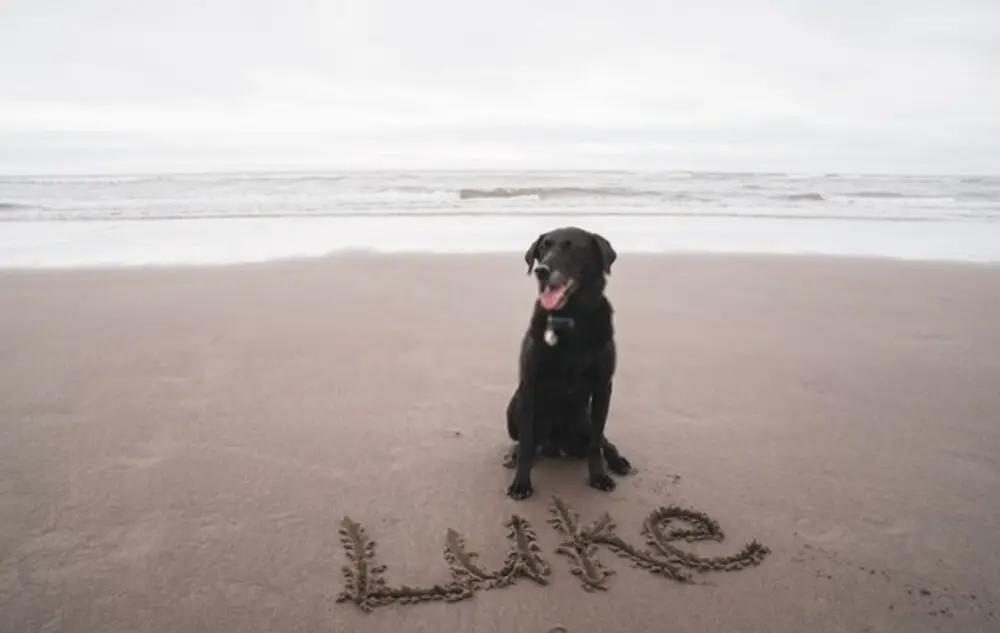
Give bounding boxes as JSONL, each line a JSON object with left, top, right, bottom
{"left": 543, "top": 316, "right": 575, "bottom": 346}
{"left": 547, "top": 316, "right": 575, "bottom": 330}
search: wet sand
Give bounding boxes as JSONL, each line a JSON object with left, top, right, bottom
{"left": 1, "top": 254, "right": 999, "bottom": 633}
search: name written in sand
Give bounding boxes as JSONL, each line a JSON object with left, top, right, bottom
{"left": 336, "top": 496, "right": 771, "bottom": 613}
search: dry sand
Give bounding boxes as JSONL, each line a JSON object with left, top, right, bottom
{"left": 1, "top": 253, "right": 999, "bottom": 633}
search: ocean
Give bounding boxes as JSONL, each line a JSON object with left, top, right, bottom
{"left": 2, "top": 170, "right": 999, "bottom": 267}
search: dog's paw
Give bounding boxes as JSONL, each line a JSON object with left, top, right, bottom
{"left": 506, "top": 478, "right": 535, "bottom": 500}
{"left": 588, "top": 471, "right": 616, "bottom": 492}
{"left": 501, "top": 447, "right": 518, "bottom": 469}
{"left": 607, "top": 454, "right": 634, "bottom": 476}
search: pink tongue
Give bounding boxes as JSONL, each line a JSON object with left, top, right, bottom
{"left": 539, "top": 286, "right": 567, "bottom": 310}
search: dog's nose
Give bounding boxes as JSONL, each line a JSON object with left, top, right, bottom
{"left": 534, "top": 264, "right": 551, "bottom": 283}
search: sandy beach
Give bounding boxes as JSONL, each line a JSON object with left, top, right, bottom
{"left": 1, "top": 253, "right": 999, "bottom": 633}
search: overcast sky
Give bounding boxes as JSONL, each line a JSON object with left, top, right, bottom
{"left": 1, "top": 0, "right": 998, "bottom": 174}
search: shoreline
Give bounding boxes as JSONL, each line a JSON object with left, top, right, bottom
{"left": 3, "top": 247, "right": 1000, "bottom": 275}
{"left": 3, "top": 215, "right": 1000, "bottom": 268}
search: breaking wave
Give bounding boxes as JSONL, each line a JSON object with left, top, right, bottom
{"left": 0, "top": 173, "right": 348, "bottom": 186}
{"left": 777, "top": 193, "right": 825, "bottom": 201}
{"left": 458, "top": 186, "right": 658, "bottom": 200}
{"left": 2, "top": 170, "right": 997, "bottom": 225}
{"left": 0, "top": 202, "right": 33, "bottom": 210}
{"left": 846, "top": 190, "right": 909, "bottom": 199}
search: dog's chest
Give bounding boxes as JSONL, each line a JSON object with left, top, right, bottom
{"left": 535, "top": 342, "right": 596, "bottom": 393}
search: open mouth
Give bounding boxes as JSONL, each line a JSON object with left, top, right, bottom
{"left": 538, "top": 279, "right": 575, "bottom": 311}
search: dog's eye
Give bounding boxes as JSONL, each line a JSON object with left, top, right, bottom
{"left": 541, "top": 238, "right": 553, "bottom": 250}
{"left": 561, "top": 239, "right": 572, "bottom": 249}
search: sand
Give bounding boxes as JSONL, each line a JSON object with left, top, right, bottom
{"left": 1, "top": 253, "right": 999, "bottom": 633}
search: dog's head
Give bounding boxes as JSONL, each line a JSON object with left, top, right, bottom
{"left": 523, "top": 226, "right": 617, "bottom": 312}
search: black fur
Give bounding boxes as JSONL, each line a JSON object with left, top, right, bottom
{"left": 504, "top": 226, "right": 633, "bottom": 500}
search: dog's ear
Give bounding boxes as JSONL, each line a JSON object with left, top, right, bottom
{"left": 590, "top": 232, "right": 617, "bottom": 275}
{"left": 523, "top": 232, "right": 546, "bottom": 273}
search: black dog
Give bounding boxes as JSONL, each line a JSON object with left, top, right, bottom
{"left": 504, "top": 226, "right": 633, "bottom": 500}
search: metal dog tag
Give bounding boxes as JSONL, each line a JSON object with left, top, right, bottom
{"left": 543, "top": 328, "right": 559, "bottom": 346}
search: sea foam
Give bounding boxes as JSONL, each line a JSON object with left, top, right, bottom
{"left": 1, "top": 170, "right": 999, "bottom": 267}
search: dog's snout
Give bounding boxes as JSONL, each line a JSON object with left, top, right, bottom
{"left": 535, "top": 264, "right": 568, "bottom": 289}
{"left": 534, "top": 264, "right": 551, "bottom": 283}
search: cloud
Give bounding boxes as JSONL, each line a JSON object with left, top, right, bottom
{"left": 1, "top": 0, "right": 998, "bottom": 173}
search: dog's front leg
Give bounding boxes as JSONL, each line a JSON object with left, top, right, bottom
{"left": 587, "top": 381, "right": 616, "bottom": 491}
{"left": 507, "top": 387, "right": 537, "bottom": 500}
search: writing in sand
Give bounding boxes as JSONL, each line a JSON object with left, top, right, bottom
{"left": 336, "top": 496, "right": 771, "bottom": 613}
